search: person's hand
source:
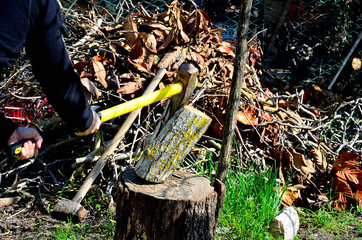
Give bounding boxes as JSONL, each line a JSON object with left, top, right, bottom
{"left": 75, "top": 109, "right": 101, "bottom": 136}
{"left": 7, "top": 127, "right": 43, "bottom": 160}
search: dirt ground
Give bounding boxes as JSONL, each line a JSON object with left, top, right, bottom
{"left": 298, "top": 220, "right": 362, "bottom": 240}
{"left": 1, "top": 197, "right": 362, "bottom": 240}
{"left": 0, "top": 195, "right": 113, "bottom": 239}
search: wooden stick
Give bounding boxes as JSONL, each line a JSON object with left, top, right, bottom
{"left": 71, "top": 68, "right": 166, "bottom": 204}
{"left": 216, "top": 0, "right": 253, "bottom": 182}
{"left": 328, "top": 31, "right": 362, "bottom": 90}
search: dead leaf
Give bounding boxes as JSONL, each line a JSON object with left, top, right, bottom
{"left": 311, "top": 146, "right": 328, "bottom": 172}
{"left": 158, "top": 28, "right": 175, "bottom": 52}
{"left": 141, "top": 22, "right": 169, "bottom": 32}
{"left": 128, "top": 60, "right": 153, "bottom": 74}
{"left": 157, "top": 47, "right": 183, "bottom": 69}
{"left": 282, "top": 185, "right": 305, "bottom": 206}
{"left": 172, "top": 47, "right": 187, "bottom": 70}
{"left": 123, "top": 14, "right": 138, "bottom": 46}
{"left": 117, "top": 78, "right": 146, "bottom": 95}
{"left": 129, "top": 37, "right": 143, "bottom": 60}
{"left": 179, "top": 29, "right": 190, "bottom": 43}
{"left": 187, "top": 48, "right": 204, "bottom": 67}
{"left": 80, "top": 77, "right": 101, "bottom": 101}
{"left": 332, "top": 152, "right": 362, "bottom": 171}
{"left": 216, "top": 45, "right": 235, "bottom": 58}
{"left": 73, "top": 60, "right": 89, "bottom": 73}
{"left": 143, "top": 49, "right": 155, "bottom": 71}
{"left": 142, "top": 33, "right": 157, "bottom": 54}
{"left": 289, "top": 148, "right": 316, "bottom": 175}
{"left": 237, "top": 106, "right": 258, "bottom": 125}
{"left": 92, "top": 59, "right": 107, "bottom": 88}
{"left": 331, "top": 152, "right": 362, "bottom": 210}
{"left": 278, "top": 99, "right": 299, "bottom": 108}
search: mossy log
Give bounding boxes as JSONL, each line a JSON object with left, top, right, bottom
{"left": 114, "top": 168, "right": 226, "bottom": 240}
{"left": 134, "top": 105, "right": 211, "bottom": 183}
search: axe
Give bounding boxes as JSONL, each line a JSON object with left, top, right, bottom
{"left": 51, "top": 64, "right": 198, "bottom": 221}
{"left": 8, "top": 65, "right": 196, "bottom": 157}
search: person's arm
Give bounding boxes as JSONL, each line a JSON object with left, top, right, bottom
{"left": 25, "top": 0, "right": 99, "bottom": 133}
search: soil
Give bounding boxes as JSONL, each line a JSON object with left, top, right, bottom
{"left": 0, "top": 197, "right": 113, "bottom": 239}
{"left": 1, "top": 197, "right": 362, "bottom": 240}
{"left": 298, "top": 222, "right": 362, "bottom": 240}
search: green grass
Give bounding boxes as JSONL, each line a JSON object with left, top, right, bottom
{"left": 216, "top": 166, "right": 282, "bottom": 239}
{"left": 296, "top": 205, "right": 362, "bottom": 239}
{"left": 184, "top": 151, "right": 283, "bottom": 239}
{"left": 50, "top": 211, "right": 115, "bottom": 240}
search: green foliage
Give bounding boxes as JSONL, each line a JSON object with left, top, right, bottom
{"left": 50, "top": 212, "right": 115, "bottom": 240}
{"left": 297, "top": 205, "right": 362, "bottom": 239}
{"left": 184, "top": 148, "right": 283, "bottom": 239}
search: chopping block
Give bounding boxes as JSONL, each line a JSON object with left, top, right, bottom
{"left": 114, "top": 169, "right": 226, "bottom": 240}
{"left": 114, "top": 65, "right": 225, "bottom": 240}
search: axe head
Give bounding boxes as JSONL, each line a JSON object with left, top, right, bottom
{"left": 169, "top": 64, "right": 199, "bottom": 116}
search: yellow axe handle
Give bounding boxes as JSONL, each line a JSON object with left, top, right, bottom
{"left": 98, "top": 81, "right": 184, "bottom": 123}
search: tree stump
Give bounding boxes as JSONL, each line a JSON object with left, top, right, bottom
{"left": 114, "top": 168, "right": 226, "bottom": 240}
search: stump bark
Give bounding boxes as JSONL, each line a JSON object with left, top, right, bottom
{"left": 114, "top": 168, "right": 226, "bottom": 240}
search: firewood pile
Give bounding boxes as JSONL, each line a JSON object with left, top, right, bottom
{"left": 0, "top": 0, "right": 361, "bottom": 213}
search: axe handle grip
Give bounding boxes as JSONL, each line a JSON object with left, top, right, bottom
{"left": 98, "top": 81, "right": 184, "bottom": 123}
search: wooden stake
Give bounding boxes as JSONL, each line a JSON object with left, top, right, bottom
{"left": 216, "top": 0, "right": 253, "bottom": 182}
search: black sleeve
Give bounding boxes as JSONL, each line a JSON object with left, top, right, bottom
{"left": 25, "top": 0, "right": 93, "bottom": 132}
{"left": 0, "top": 114, "right": 18, "bottom": 147}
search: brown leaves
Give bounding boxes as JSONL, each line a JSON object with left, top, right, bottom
{"left": 157, "top": 47, "right": 186, "bottom": 70}
{"left": 123, "top": 14, "right": 138, "bottom": 46}
{"left": 92, "top": 58, "right": 107, "bottom": 88}
{"left": 117, "top": 77, "right": 147, "bottom": 95}
{"left": 282, "top": 185, "right": 305, "bottom": 206}
{"left": 72, "top": 56, "right": 110, "bottom": 103}
{"left": 237, "top": 106, "right": 259, "bottom": 125}
{"left": 80, "top": 76, "right": 101, "bottom": 103}
{"left": 331, "top": 152, "right": 362, "bottom": 210}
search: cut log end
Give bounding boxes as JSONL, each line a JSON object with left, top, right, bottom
{"left": 123, "top": 169, "right": 214, "bottom": 201}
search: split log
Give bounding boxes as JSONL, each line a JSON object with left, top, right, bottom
{"left": 114, "top": 168, "right": 225, "bottom": 240}
{"left": 269, "top": 206, "right": 299, "bottom": 240}
{"left": 134, "top": 105, "right": 211, "bottom": 183}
